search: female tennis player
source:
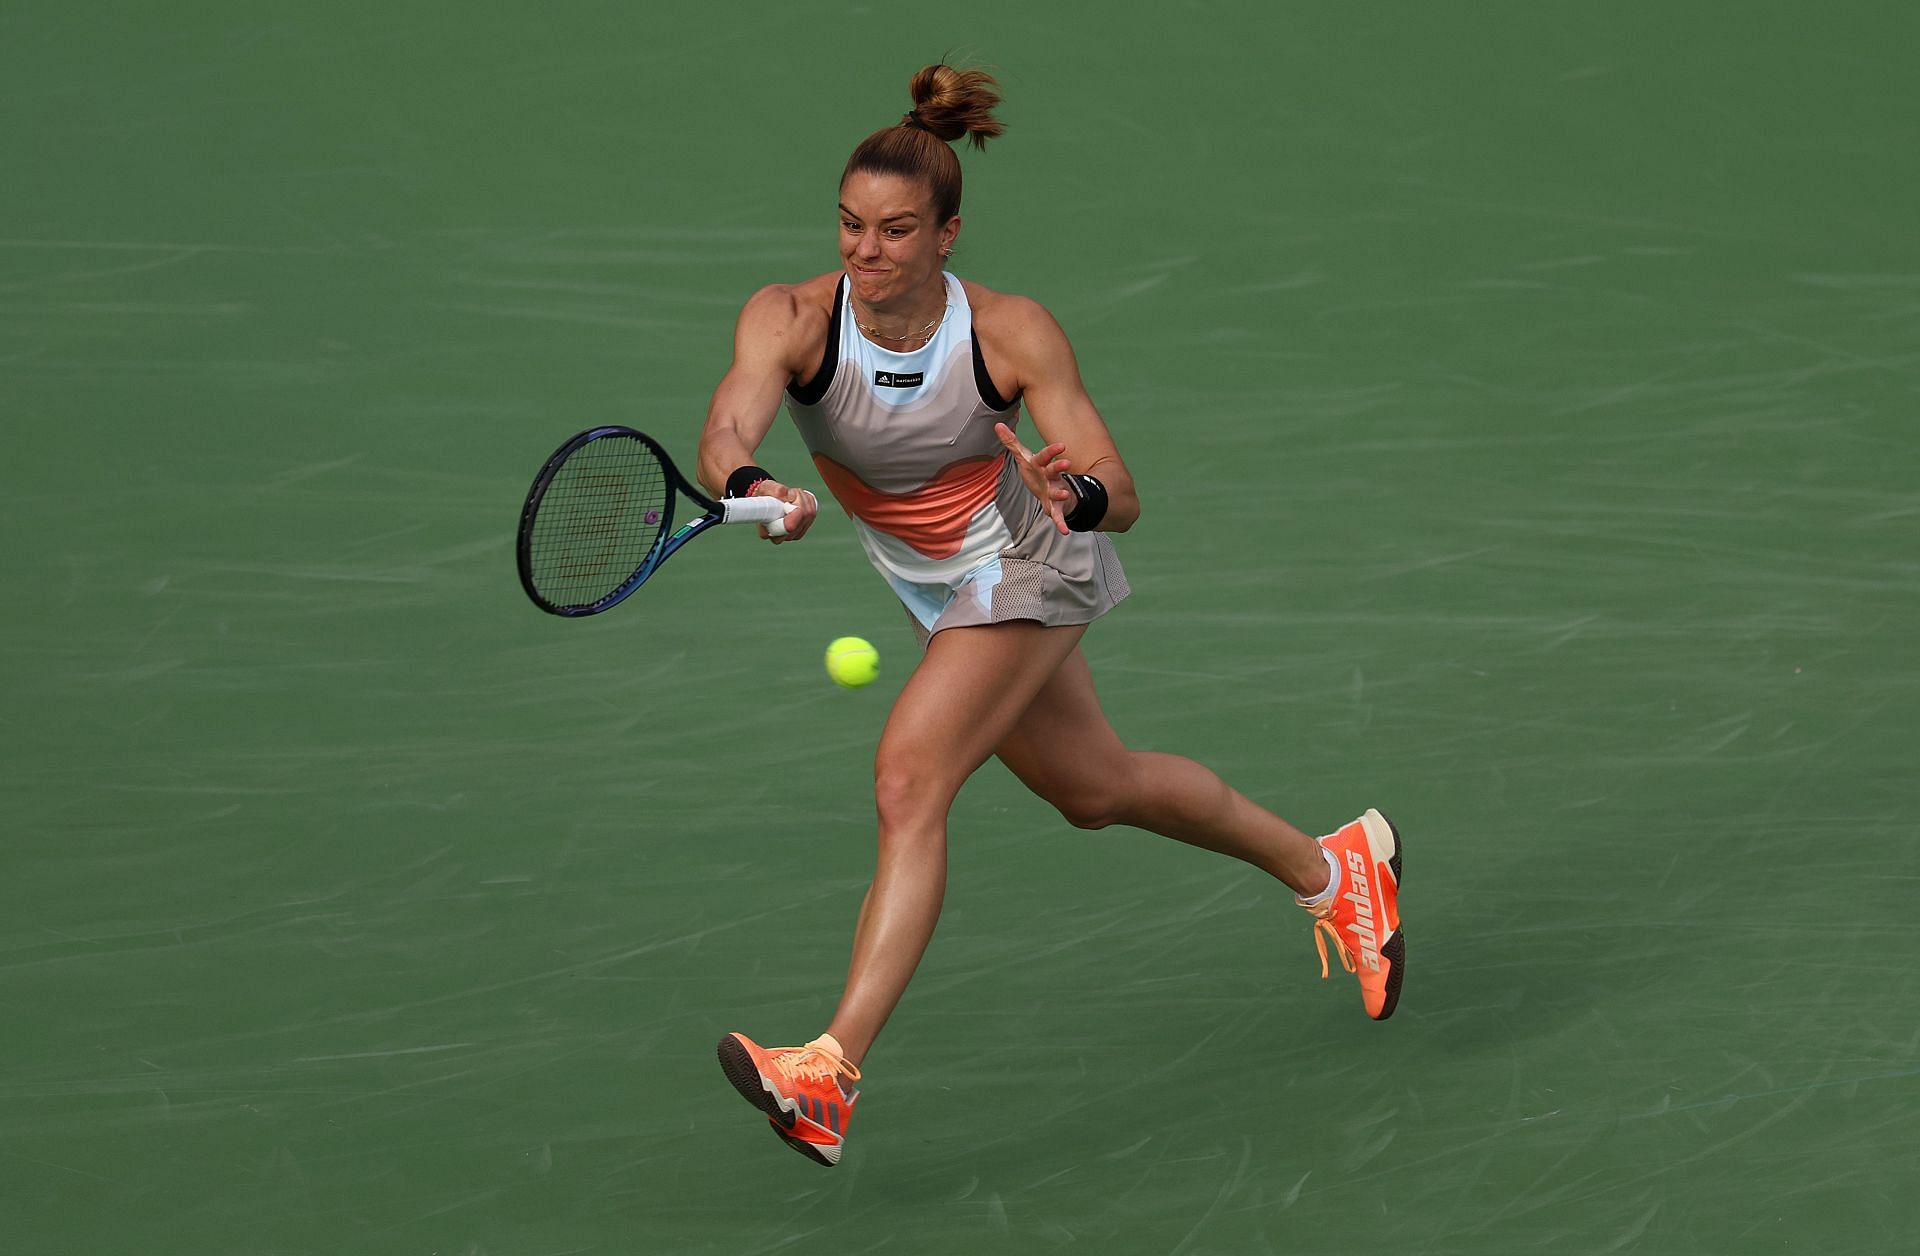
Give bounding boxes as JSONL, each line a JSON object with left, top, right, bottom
{"left": 700, "top": 64, "right": 1402, "bottom": 1166}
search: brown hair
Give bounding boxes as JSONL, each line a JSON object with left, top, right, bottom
{"left": 840, "top": 64, "right": 1006, "bottom": 225}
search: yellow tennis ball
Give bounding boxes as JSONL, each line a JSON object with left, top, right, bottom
{"left": 825, "top": 636, "right": 879, "bottom": 689}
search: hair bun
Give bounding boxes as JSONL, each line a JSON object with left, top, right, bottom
{"left": 907, "top": 64, "right": 1005, "bottom": 151}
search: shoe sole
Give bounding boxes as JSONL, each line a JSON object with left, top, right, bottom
{"left": 715, "top": 1034, "right": 839, "bottom": 1167}
{"left": 1361, "top": 809, "right": 1405, "bottom": 1021}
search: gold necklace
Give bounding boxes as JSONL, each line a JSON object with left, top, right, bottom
{"left": 855, "top": 303, "right": 949, "bottom": 345}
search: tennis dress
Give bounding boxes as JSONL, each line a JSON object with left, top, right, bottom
{"left": 785, "top": 273, "right": 1129, "bottom": 639}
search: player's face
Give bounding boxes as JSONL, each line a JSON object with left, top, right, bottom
{"left": 838, "top": 171, "right": 959, "bottom": 309}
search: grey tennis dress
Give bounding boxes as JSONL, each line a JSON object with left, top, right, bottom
{"left": 785, "top": 273, "right": 1129, "bottom": 639}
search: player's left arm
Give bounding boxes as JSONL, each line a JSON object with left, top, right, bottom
{"left": 985, "top": 295, "right": 1140, "bottom": 533}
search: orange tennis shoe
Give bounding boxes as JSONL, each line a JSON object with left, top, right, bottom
{"left": 1298, "top": 809, "right": 1404, "bottom": 1020}
{"left": 716, "top": 1032, "right": 861, "bottom": 1166}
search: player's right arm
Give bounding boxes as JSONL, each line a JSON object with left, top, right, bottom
{"left": 697, "top": 281, "right": 829, "bottom": 541}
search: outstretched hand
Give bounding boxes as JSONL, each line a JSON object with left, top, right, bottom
{"left": 994, "top": 421, "right": 1073, "bottom": 535}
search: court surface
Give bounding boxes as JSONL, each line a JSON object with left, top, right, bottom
{"left": 4, "top": 3, "right": 1916, "bottom": 1252}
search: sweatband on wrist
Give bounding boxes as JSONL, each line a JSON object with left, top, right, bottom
{"left": 725, "top": 464, "right": 772, "bottom": 499}
{"left": 1062, "top": 473, "right": 1108, "bottom": 532}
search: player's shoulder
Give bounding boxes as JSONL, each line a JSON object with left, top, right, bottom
{"left": 734, "top": 274, "right": 841, "bottom": 367}
{"left": 741, "top": 272, "right": 841, "bottom": 323}
{"left": 962, "top": 280, "right": 1069, "bottom": 362}
{"left": 961, "top": 279, "right": 1052, "bottom": 324}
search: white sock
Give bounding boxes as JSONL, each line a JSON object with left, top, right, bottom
{"left": 1297, "top": 846, "right": 1342, "bottom": 906}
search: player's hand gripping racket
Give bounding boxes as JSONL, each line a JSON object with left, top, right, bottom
{"left": 516, "top": 425, "right": 797, "bottom": 617}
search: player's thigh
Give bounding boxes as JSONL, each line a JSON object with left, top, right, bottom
{"left": 875, "top": 621, "right": 1087, "bottom": 816}
{"left": 994, "top": 646, "right": 1136, "bottom": 829}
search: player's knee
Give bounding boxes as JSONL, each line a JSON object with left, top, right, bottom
{"left": 873, "top": 771, "right": 915, "bottom": 833}
{"left": 1052, "top": 790, "right": 1123, "bottom": 831}
{"left": 1023, "top": 759, "right": 1137, "bottom": 831}
{"left": 873, "top": 748, "right": 955, "bottom": 835}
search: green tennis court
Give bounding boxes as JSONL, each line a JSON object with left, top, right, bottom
{"left": 5, "top": 3, "right": 1916, "bottom": 1251}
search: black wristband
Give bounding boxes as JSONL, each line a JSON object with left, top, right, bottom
{"left": 1062, "top": 473, "right": 1108, "bottom": 532}
{"left": 725, "top": 464, "right": 772, "bottom": 498}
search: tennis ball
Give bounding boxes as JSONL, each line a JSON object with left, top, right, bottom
{"left": 825, "top": 636, "right": 879, "bottom": 689}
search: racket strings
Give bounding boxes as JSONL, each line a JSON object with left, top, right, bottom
{"left": 526, "top": 438, "right": 671, "bottom": 607}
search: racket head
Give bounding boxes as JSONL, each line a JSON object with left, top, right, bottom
{"left": 517, "top": 426, "right": 696, "bottom": 616}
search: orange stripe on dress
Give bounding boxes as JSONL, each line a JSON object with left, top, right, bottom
{"left": 812, "top": 452, "right": 1006, "bottom": 560}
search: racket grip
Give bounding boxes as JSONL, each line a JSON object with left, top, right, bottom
{"left": 720, "top": 494, "right": 798, "bottom": 536}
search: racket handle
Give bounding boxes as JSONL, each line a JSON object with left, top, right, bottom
{"left": 720, "top": 494, "right": 801, "bottom": 537}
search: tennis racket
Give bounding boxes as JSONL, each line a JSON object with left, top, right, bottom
{"left": 516, "top": 425, "right": 798, "bottom": 617}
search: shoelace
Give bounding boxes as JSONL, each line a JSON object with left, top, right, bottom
{"left": 1304, "top": 902, "right": 1358, "bottom": 980}
{"left": 771, "top": 1038, "right": 863, "bottom": 1086}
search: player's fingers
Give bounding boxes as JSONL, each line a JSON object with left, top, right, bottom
{"left": 749, "top": 480, "right": 785, "bottom": 543}
{"left": 782, "top": 489, "right": 818, "bottom": 542}
{"left": 1031, "top": 441, "right": 1067, "bottom": 469}
{"left": 994, "top": 422, "right": 1029, "bottom": 457}
{"left": 755, "top": 483, "right": 816, "bottom": 544}
{"left": 801, "top": 489, "right": 825, "bottom": 539}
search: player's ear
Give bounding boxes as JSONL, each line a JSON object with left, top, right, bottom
{"left": 938, "top": 216, "right": 960, "bottom": 258}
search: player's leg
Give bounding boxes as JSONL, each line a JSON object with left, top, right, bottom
{"left": 994, "top": 645, "right": 1403, "bottom": 1021}
{"left": 993, "top": 645, "right": 1331, "bottom": 893}
{"left": 720, "top": 619, "right": 1088, "bottom": 1164}
{"left": 822, "top": 619, "right": 1088, "bottom": 1063}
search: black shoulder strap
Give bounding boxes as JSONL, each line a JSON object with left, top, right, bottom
{"left": 787, "top": 276, "right": 844, "bottom": 404}
{"left": 972, "top": 320, "right": 1013, "bottom": 412}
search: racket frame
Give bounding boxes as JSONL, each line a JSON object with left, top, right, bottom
{"left": 516, "top": 425, "right": 785, "bottom": 617}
